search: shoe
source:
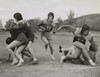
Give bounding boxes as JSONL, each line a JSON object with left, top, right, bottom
{"left": 32, "top": 58, "right": 38, "bottom": 65}
{"left": 11, "top": 59, "right": 18, "bottom": 65}
{"left": 59, "top": 45, "right": 63, "bottom": 53}
{"left": 29, "top": 58, "right": 34, "bottom": 62}
{"left": 51, "top": 55, "right": 55, "bottom": 60}
{"left": 16, "top": 59, "right": 24, "bottom": 67}
{"left": 89, "top": 59, "right": 96, "bottom": 66}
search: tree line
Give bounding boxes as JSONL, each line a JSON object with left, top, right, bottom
{"left": 0, "top": 11, "right": 100, "bottom": 32}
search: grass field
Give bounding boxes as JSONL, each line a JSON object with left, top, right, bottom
{"left": 0, "top": 32, "right": 100, "bottom": 77}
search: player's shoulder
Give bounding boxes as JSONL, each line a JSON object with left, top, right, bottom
{"left": 42, "top": 19, "right": 48, "bottom": 24}
{"left": 74, "top": 27, "right": 82, "bottom": 35}
{"left": 87, "top": 32, "right": 93, "bottom": 38}
{"left": 17, "top": 20, "right": 29, "bottom": 27}
{"left": 85, "top": 32, "right": 93, "bottom": 41}
{"left": 52, "top": 20, "right": 57, "bottom": 24}
{"left": 17, "top": 20, "right": 27, "bottom": 24}
{"left": 76, "top": 27, "right": 82, "bottom": 31}
{"left": 52, "top": 20, "right": 57, "bottom": 26}
{"left": 88, "top": 32, "right": 92, "bottom": 35}
{"left": 53, "top": 20, "right": 57, "bottom": 23}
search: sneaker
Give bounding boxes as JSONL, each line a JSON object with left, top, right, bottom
{"left": 29, "top": 57, "right": 34, "bottom": 62}
{"left": 11, "top": 59, "right": 18, "bottom": 65}
{"left": 32, "top": 58, "right": 38, "bottom": 65}
{"left": 51, "top": 55, "right": 55, "bottom": 60}
{"left": 89, "top": 59, "right": 96, "bottom": 66}
{"left": 59, "top": 45, "right": 63, "bottom": 53}
{"left": 16, "top": 59, "right": 24, "bottom": 67}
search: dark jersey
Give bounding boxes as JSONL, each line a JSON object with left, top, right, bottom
{"left": 73, "top": 36, "right": 86, "bottom": 45}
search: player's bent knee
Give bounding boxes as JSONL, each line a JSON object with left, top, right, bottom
{"left": 74, "top": 42, "right": 86, "bottom": 51}
{"left": 7, "top": 45, "right": 11, "bottom": 49}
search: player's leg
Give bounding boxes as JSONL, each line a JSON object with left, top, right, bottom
{"left": 73, "top": 41, "right": 96, "bottom": 66}
{"left": 60, "top": 46, "right": 81, "bottom": 63}
{"left": 21, "top": 48, "right": 32, "bottom": 59}
{"left": 7, "top": 40, "right": 22, "bottom": 65}
{"left": 67, "top": 47, "right": 81, "bottom": 58}
{"left": 59, "top": 45, "right": 69, "bottom": 54}
{"left": 15, "top": 45, "right": 26, "bottom": 67}
{"left": 48, "top": 40, "right": 55, "bottom": 60}
{"left": 41, "top": 36, "right": 49, "bottom": 52}
{"left": 27, "top": 41, "right": 38, "bottom": 64}
{"left": 7, "top": 48, "right": 16, "bottom": 62}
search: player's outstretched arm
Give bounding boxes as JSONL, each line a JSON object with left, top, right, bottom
{"left": 56, "top": 25, "right": 76, "bottom": 34}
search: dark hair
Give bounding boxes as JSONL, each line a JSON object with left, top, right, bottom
{"left": 48, "top": 12, "right": 54, "bottom": 19}
{"left": 6, "top": 37, "right": 14, "bottom": 44}
{"left": 81, "top": 24, "right": 90, "bottom": 34}
{"left": 73, "top": 36, "right": 86, "bottom": 44}
{"left": 13, "top": 12, "right": 23, "bottom": 21}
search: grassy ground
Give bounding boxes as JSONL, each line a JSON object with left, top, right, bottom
{"left": 0, "top": 32, "right": 100, "bottom": 77}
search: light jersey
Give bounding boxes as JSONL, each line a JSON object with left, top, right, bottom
{"left": 74, "top": 28, "right": 92, "bottom": 42}
{"left": 42, "top": 19, "right": 56, "bottom": 32}
{"left": 43, "top": 19, "right": 56, "bottom": 26}
{"left": 16, "top": 19, "right": 30, "bottom": 30}
{"left": 16, "top": 20, "right": 28, "bottom": 25}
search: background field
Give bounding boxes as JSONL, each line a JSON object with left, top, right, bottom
{"left": 0, "top": 32, "right": 100, "bottom": 77}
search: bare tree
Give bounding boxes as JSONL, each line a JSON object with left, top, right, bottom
{"left": 67, "top": 10, "right": 74, "bottom": 20}
{"left": 0, "top": 19, "right": 3, "bottom": 28}
{"left": 67, "top": 10, "right": 76, "bottom": 26}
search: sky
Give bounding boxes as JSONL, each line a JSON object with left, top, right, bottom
{"left": 0, "top": 0, "right": 100, "bottom": 25}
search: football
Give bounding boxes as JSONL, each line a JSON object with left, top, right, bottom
{"left": 38, "top": 26, "right": 46, "bottom": 32}
{"left": 37, "top": 23, "right": 46, "bottom": 32}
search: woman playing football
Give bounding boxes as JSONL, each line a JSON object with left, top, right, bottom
{"left": 56, "top": 24, "right": 98, "bottom": 66}
{"left": 37, "top": 12, "right": 56, "bottom": 60}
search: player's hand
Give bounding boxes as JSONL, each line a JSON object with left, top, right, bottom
{"left": 37, "top": 27, "right": 44, "bottom": 32}
{"left": 37, "top": 26, "right": 46, "bottom": 32}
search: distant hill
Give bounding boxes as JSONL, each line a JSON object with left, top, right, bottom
{"left": 75, "top": 14, "right": 100, "bottom": 31}
{"left": 27, "top": 14, "right": 100, "bottom": 32}
{"left": 23, "top": 14, "right": 100, "bottom": 32}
